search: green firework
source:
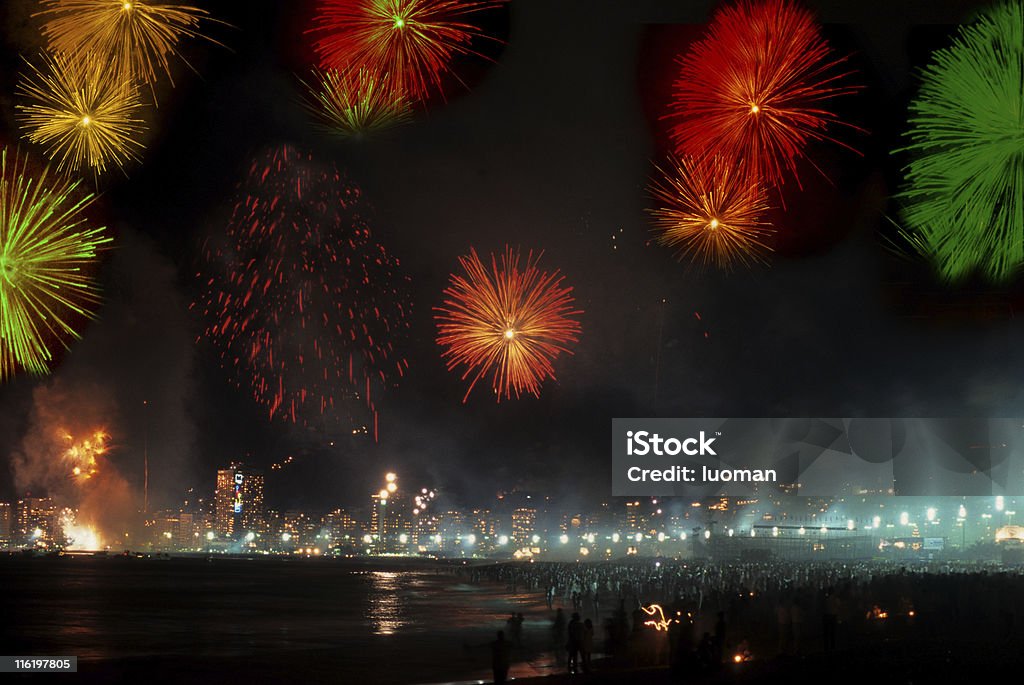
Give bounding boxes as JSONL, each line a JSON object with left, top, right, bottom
{"left": 0, "top": 148, "right": 111, "bottom": 380}
{"left": 302, "top": 68, "right": 413, "bottom": 139}
{"left": 898, "top": 1, "right": 1024, "bottom": 282}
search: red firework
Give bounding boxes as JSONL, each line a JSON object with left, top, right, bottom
{"left": 308, "top": 0, "right": 505, "bottom": 102}
{"left": 194, "top": 145, "right": 411, "bottom": 440}
{"left": 435, "top": 247, "right": 582, "bottom": 402}
{"left": 666, "top": 0, "right": 858, "bottom": 191}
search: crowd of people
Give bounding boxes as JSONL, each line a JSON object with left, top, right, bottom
{"left": 462, "top": 558, "right": 1024, "bottom": 680}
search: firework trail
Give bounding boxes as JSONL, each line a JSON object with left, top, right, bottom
{"left": 0, "top": 148, "right": 111, "bottom": 381}
{"left": 309, "top": 0, "right": 506, "bottom": 102}
{"left": 194, "top": 146, "right": 411, "bottom": 439}
{"left": 666, "top": 0, "right": 859, "bottom": 192}
{"left": 898, "top": 2, "right": 1024, "bottom": 282}
{"left": 16, "top": 52, "right": 147, "bottom": 175}
{"left": 647, "top": 155, "right": 773, "bottom": 270}
{"left": 435, "top": 247, "right": 581, "bottom": 402}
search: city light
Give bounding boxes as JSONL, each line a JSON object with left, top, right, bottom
{"left": 772, "top": 526, "right": 779, "bottom": 537}
{"left": 398, "top": 533, "right": 408, "bottom": 544}
{"left": 612, "top": 533, "right": 621, "bottom": 543}
{"left": 634, "top": 532, "right": 643, "bottom": 543}
{"left": 498, "top": 535, "right": 508, "bottom": 546}
{"left": 900, "top": 512, "right": 910, "bottom": 525}
{"left": 559, "top": 534, "right": 569, "bottom": 545}
{"left": 847, "top": 519, "right": 855, "bottom": 530}
{"left": 996, "top": 496, "right": 1005, "bottom": 512}
{"left": 927, "top": 507, "right": 937, "bottom": 522}
{"left": 206, "top": 531, "right": 215, "bottom": 541}
{"left": 704, "top": 530, "right": 711, "bottom": 539}
{"left": 282, "top": 532, "right": 292, "bottom": 542}
{"left": 873, "top": 515, "right": 881, "bottom": 529}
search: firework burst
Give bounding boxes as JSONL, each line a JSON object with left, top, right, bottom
{"left": 435, "top": 247, "right": 582, "bottom": 402}
{"left": 302, "top": 68, "right": 413, "bottom": 138}
{"left": 0, "top": 149, "right": 111, "bottom": 381}
{"left": 309, "top": 0, "right": 505, "bottom": 102}
{"left": 648, "top": 155, "right": 772, "bottom": 270}
{"left": 194, "top": 146, "right": 411, "bottom": 438}
{"left": 898, "top": 2, "right": 1024, "bottom": 282}
{"left": 36, "top": 0, "right": 215, "bottom": 86}
{"left": 666, "top": 0, "right": 858, "bottom": 191}
{"left": 16, "top": 53, "right": 147, "bottom": 175}
{"left": 62, "top": 429, "right": 110, "bottom": 481}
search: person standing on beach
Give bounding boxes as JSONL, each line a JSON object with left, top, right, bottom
{"left": 491, "top": 630, "right": 511, "bottom": 684}
{"left": 566, "top": 612, "right": 583, "bottom": 674}
{"left": 581, "top": 618, "right": 594, "bottom": 674}
{"left": 552, "top": 608, "right": 567, "bottom": 664}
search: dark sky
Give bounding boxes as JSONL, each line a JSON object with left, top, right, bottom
{"left": 1, "top": 0, "right": 1022, "bottom": 512}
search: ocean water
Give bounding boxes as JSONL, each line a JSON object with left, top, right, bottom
{"left": 0, "top": 556, "right": 554, "bottom": 684}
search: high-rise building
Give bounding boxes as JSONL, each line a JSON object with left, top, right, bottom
{"left": 214, "top": 464, "right": 265, "bottom": 538}
{"left": 324, "top": 508, "right": 358, "bottom": 547}
{"left": 0, "top": 502, "right": 11, "bottom": 548}
{"left": 16, "top": 497, "right": 56, "bottom": 547}
{"left": 512, "top": 507, "right": 537, "bottom": 545}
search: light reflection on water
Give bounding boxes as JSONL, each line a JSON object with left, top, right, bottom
{"left": 366, "top": 570, "right": 408, "bottom": 635}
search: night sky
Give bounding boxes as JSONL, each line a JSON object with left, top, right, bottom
{"left": 1, "top": 0, "right": 1022, "bottom": 512}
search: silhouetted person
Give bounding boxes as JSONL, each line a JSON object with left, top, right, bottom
{"left": 567, "top": 612, "right": 583, "bottom": 674}
{"left": 513, "top": 613, "right": 525, "bottom": 647}
{"left": 552, "top": 608, "right": 567, "bottom": 664}
{"left": 697, "top": 632, "right": 715, "bottom": 671}
{"left": 823, "top": 588, "right": 839, "bottom": 652}
{"left": 491, "top": 630, "right": 511, "bottom": 684}
{"left": 581, "top": 618, "right": 594, "bottom": 674}
{"left": 713, "top": 611, "right": 726, "bottom": 667}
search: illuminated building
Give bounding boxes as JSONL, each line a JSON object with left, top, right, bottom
{"left": 323, "top": 508, "right": 359, "bottom": 546}
{"left": 16, "top": 496, "right": 56, "bottom": 546}
{"left": 512, "top": 507, "right": 536, "bottom": 545}
{"left": 177, "top": 512, "right": 198, "bottom": 550}
{"left": 0, "top": 502, "right": 10, "bottom": 548}
{"left": 214, "top": 464, "right": 265, "bottom": 538}
{"left": 471, "top": 508, "right": 496, "bottom": 536}
{"left": 625, "top": 500, "right": 642, "bottom": 531}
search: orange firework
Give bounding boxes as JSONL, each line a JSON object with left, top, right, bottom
{"left": 435, "top": 247, "right": 581, "bottom": 402}
{"left": 62, "top": 429, "right": 109, "bottom": 481}
{"left": 666, "top": 0, "right": 858, "bottom": 191}
{"left": 309, "top": 0, "right": 506, "bottom": 102}
{"left": 647, "top": 155, "right": 772, "bottom": 270}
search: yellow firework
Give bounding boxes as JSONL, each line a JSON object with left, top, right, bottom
{"left": 36, "top": 0, "right": 213, "bottom": 85}
{"left": 302, "top": 68, "right": 413, "bottom": 138}
{"left": 16, "top": 53, "right": 147, "bottom": 175}
{"left": 647, "top": 155, "right": 773, "bottom": 271}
